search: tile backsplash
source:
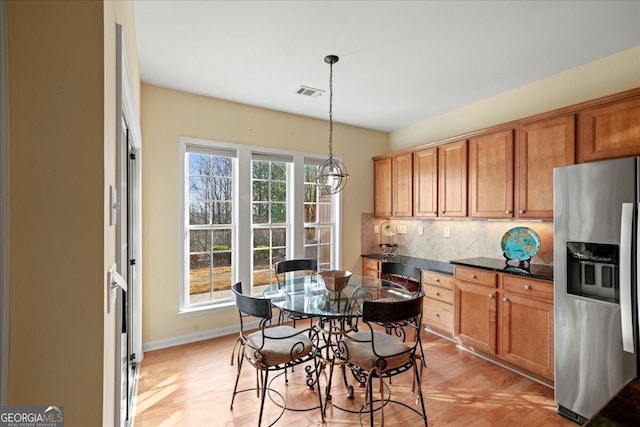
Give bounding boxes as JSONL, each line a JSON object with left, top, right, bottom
{"left": 361, "top": 213, "right": 554, "bottom": 266}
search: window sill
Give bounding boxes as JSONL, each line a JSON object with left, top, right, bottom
{"left": 178, "top": 300, "right": 235, "bottom": 318}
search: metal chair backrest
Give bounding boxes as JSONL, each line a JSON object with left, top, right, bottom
{"left": 362, "top": 295, "right": 424, "bottom": 324}
{"left": 380, "top": 262, "right": 421, "bottom": 282}
{"left": 231, "top": 282, "right": 272, "bottom": 320}
{"left": 274, "top": 259, "right": 317, "bottom": 284}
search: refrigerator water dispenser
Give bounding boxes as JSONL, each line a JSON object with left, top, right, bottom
{"left": 566, "top": 242, "right": 619, "bottom": 303}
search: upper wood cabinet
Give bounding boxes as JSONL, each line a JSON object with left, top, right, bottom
{"left": 373, "top": 154, "right": 412, "bottom": 218}
{"left": 438, "top": 140, "right": 468, "bottom": 217}
{"left": 578, "top": 96, "right": 640, "bottom": 163}
{"left": 413, "top": 147, "right": 438, "bottom": 217}
{"left": 373, "top": 157, "right": 392, "bottom": 217}
{"left": 516, "top": 115, "right": 575, "bottom": 218}
{"left": 392, "top": 152, "right": 413, "bottom": 217}
{"left": 469, "top": 130, "right": 514, "bottom": 218}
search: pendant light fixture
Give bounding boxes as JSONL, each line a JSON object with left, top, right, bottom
{"left": 317, "top": 54, "right": 349, "bottom": 194}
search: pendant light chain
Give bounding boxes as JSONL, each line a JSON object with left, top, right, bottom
{"left": 316, "top": 54, "right": 348, "bottom": 194}
{"left": 328, "top": 59, "right": 334, "bottom": 161}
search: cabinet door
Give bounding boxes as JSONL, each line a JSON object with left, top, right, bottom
{"left": 578, "top": 96, "right": 640, "bottom": 163}
{"left": 516, "top": 116, "right": 575, "bottom": 218}
{"left": 374, "top": 157, "right": 392, "bottom": 217}
{"left": 469, "top": 130, "right": 514, "bottom": 218}
{"left": 501, "top": 292, "right": 554, "bottom": 380}
{"left": 392, "top": 153, "right": 413, "bottom": 217}
{"left": 362, "top": 257, "right": 380, "bottom": 278}
{"left": 454, "top": 280, "right": 497, "bottom": 355}
{"left": 413, "top": 148, "right": 438, "bottom": 217}
{"left": 438, "top": 140, "right": 468, "bottom": 217}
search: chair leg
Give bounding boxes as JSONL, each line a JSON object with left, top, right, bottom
{"left": 314, "top": 357, "right": 325, "bottom": 422}
{"left": 257, "top": 369, "right": 269, "bottom": 427}
{"left": 418, "top": 334, "right": 427, "bottom": 367}
{"left": 413, "top": 363, "right": 428, "bottom": 426}
{"left": 230, "top": 345, "right": 244, "bottom": 410}
{"left": 368, "top": 376, "right": 375, "bottom": 427}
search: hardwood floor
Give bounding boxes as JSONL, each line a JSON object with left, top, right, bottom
{"left": 134, "top": 330, "right": 574, "bottom": 426}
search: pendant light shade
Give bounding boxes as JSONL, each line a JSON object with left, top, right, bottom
{"left": 317, "top": 55, "right": 349, "bottom": 195}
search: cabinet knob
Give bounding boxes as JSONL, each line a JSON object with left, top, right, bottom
{"left": 524, "top": 285, "right": 531, "bottom": 290}
{"left": 434, "top": 278, "right": 440, "bottom": 282}
{"left": 505, "top": 210, "right": 512, "bottom": 214}
{"left": 441, "top": 210, "right": 445, "bottom": 214}
{"left": 489, "top": 293, "right": 495, "bottom": 299}
{"left": 503, "top": 297, "right": 508, "bottom": 302}
{"left": 434, "top": 211, "right": 437, "bottom": 214}
{"left": 470, "top": 274, "right": 477, "bottom": 279}
{"left": 435, "top": 291, "right": 441, "bottom": 296}
{"left": 519, "top": 210, "right": 525, "bottom": 214}
{"left": 435, "top": 313, "right": 440, "bottom": 317}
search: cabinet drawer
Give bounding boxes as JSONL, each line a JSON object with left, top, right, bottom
{"left": 503, "top": 275, "right": 553, "bottom": 301}
{"left": 424, "top": 284, "right": 454, "bottom": 304}
{"left": 454, "top": 266, "right": 497, "bottom": 288}
{"left": 423, "top": 299, "right": 453, "bottom": 335}
{"left": 363, "top": 258, "right": 380, "bottom": 271}
{"left": 421, "top": 270, "right": 454, "bottom": 290}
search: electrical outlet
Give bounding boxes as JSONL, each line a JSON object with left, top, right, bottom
{"left": 374, "top": 225, "right": 379, "bottom": 233}
{"left": 402, "top": 225, "right": 407, "bottom": 234}
{"left": 398, "top": 225, "right": 402, "bottom": 234}
{"left": 444, "top": 227, "right": 451, "bottom": 238}
{"left": 418, "top": 226, "right": 424, "bottom": 236}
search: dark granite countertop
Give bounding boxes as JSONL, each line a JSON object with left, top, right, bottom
{"left": 362, "top": 254, "right": 553, "bottom": 281}
{"left": 361, "top": 254, "right": 454, "bottom": 275}
{"left": 450, "top": 257, "right": 553, "bottom": 282}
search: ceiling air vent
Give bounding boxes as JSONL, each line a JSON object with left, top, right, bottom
{"left": 296, "top": 85, "right": 324, "bottom": 97}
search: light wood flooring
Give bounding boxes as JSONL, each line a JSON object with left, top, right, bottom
{"left": 134, "top": 330, "right": 575, "bottom": 426}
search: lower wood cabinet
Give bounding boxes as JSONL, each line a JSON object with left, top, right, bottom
{"left": 501, "top": 292, "right": 554, "bottom": 379}
{"left": 454, "top": 274, "right": 498, "bottom": 355}
{"left": 362, "top": 257, "right": 380, "bottom": 278}
{"left": 422, "top": 270, "right": 454, "bottom": 336}
{"left": 454, "top": 266, "right": 554, "bottom": 381}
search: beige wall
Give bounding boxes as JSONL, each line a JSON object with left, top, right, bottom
{"left": 141, "top": 85, "right": 387, "bottom": 345}
{"left": 7, "top": 1, "right": 139, "bottom": 426}
{"left": 390, "top": 45, "right": 640, "bottom": 150}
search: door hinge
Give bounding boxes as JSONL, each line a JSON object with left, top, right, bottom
{"left": 129, "top": 259, "right": 136, "bottom": 266}
{"left": 129, "top": 153, "right": 136, "bottom": 160}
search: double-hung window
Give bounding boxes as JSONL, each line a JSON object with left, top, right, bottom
{"left": 180, "top": 138, "right": 342, "bottom": 313}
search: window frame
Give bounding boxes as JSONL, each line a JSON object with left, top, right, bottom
{"left": 178, "top": 137, "right": 343, "bottom": 314}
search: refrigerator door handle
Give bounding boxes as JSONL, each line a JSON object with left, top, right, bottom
{"left": 620, "top": 202, "right": 634, "bottom": 353}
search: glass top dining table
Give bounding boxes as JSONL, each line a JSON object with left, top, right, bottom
{"left": 262, "top": 274, "right": 418, "bottom": 319}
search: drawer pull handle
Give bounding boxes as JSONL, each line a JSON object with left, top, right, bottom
{"left": 503, "top": 297, "right": 508, "bottom": 302}
{"left": 471, "top": 274, "right": 477, "bottom": 279}
{"left": 489, "top": 293, "right": 495, "bottom": 299}
{"left": 524, "top": 285, "right": 531, "bottom": 290}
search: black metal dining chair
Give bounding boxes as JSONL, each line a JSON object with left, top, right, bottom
{"left": 380, "top": 262, "right": 422, "bottom": 292}
{"left": 380, "top": 262, "right": 426, "bottom": 366}
{"left": 274, "top": 259, "right": 318, "bottom": 327}
{"left": 327, "top": 296, "right": 427, "bottom": 426}
{"left": 229, "top": 282, "right": 324, "bottom": 426}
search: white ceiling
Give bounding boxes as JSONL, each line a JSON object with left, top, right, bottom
{"left": 133, "top": 1, "right": 640, "bottom": 132}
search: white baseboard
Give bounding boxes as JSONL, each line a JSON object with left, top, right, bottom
{"left": 142, "top": 321, "right": 259, "bottom": 352}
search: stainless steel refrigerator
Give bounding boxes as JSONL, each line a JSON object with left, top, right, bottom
{"left": 554, "top": 157, "right": 639, "bottom": 424}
